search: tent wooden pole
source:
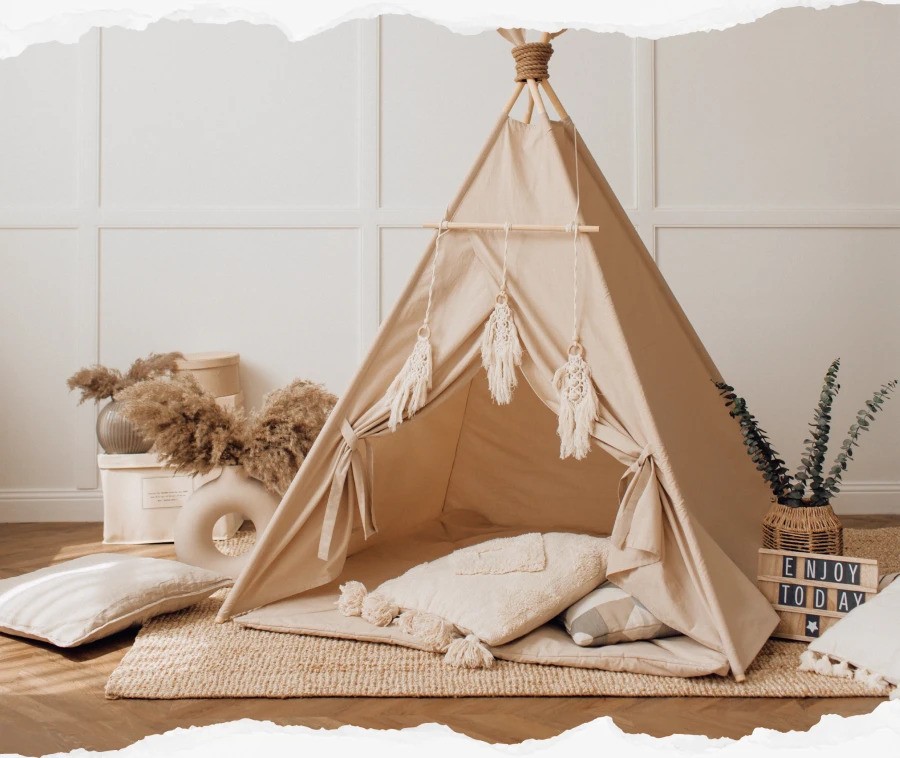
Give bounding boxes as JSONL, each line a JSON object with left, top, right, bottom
{"left": 526, "top": 79, "right": 547, "bottom": 115}
{"left": 501, "top": 81, "right": 526, "bottom": 117}
{"left": 540, "top": 80, "right": 570, "bottom": 121}
{"left": 423, "top": 221, "right": 600, "bottom": 233}
{"left": 522, "top": 94, "right": 534, "bottom": 124}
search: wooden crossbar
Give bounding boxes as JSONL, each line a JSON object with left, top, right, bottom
{"left": 423, "top": 222, "right": 599, "bottom": 233}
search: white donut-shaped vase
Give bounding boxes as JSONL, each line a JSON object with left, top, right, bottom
{"left": 175, "top": 465, "right": 279, "bottom": 578}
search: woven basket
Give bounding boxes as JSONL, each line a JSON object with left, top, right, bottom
{"left": 762, "top": 502, "right": 844, "bottom": 555}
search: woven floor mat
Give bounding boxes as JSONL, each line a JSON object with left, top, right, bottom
{"left": 105, "top": 527, "right": 898, "bottom": 699}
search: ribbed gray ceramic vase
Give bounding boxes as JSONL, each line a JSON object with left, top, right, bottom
{"left": 96, "top": 400, "right": 152, "bottom": 454}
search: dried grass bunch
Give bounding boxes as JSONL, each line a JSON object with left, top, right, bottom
{"left": 66, "top": 352, "right": 184, "bottom": 403}
{"left": 117, "top": 375, "right": 336, "bottom": 495}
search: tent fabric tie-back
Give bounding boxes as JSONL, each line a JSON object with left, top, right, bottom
{"left": 591, "top": 424, "right": 666, "bottom": 573}
{"left": 318, "top": 418, "right": 376, "bottom": 561}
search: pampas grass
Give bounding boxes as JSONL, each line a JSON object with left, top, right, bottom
{"left": 242, "top": 380, "right": 337, "bottom": 494}
{"left": 67, "top": 351, "right": 183, "bottom": 403}
{"left": 117, "top": 375, "right": 245, "bottom": 475}
{"left": 118, "top": 375, "right": 336, "bottom": 494}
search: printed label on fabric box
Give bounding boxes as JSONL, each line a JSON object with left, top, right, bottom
{"left": 142, "top": 475, "right": 194, "bottom": 509}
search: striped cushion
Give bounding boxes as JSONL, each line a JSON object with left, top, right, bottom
{"left": 561, "top": 581, "right": 677, "bottom": 646}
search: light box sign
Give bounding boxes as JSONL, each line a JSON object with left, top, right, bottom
{"left": 757, "top": 548, "right": 879, "bottom": 642}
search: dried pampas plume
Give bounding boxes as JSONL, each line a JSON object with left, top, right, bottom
{"left": 66, "top": 351, "right": 183, "bottom": 404}
{"left": 117, "top": 375, "right": 245, "bottom": 475}
{"left": 118, "top": 375, "right": 336, "bottom": 495}
{"left": 242, "top": 380, "right": 337, "bottom": 494}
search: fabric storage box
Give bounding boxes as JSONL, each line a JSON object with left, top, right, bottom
{"left": 99, "top": 453, "right": 242, "bottom": 544}
{"left": 175, "top": 352, "right": 243, "bottom": 408}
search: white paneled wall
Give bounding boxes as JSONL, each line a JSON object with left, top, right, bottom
{"left": 0, "top": 3, "right": 898, "bottom": 520}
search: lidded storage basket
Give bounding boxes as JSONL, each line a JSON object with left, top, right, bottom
{"left": 175, "top": 352, "right": 243, "bottom": 410}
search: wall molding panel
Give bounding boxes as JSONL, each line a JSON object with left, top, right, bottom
{"left": 1, "top": 5, "right": 898, "bottom": 521}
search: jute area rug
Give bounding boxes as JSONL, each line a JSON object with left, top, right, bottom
{"left": 106, "top": 527, "right": 899, "bottom": 699}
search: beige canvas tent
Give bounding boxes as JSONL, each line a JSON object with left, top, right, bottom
{"left": 219, "top": 30, "right": 779, "bottom": 680}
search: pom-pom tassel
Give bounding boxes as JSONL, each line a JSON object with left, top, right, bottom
{"left": 552, "top": 343, "right": 599, "bottom": 460}
{"left": 337, "top": 581, "right": 367, "bottom": 617}
{"left": 813, "top": 655, "right": 835, "bottom": 676}
{"left": 361, "top": 593, "right": 399, "bottom": 627}
{"left": 798, "top": 649, "right": 819, "bottom": 671}
{"left": 398, "top": 610, "right": 457, "bottom": 653}
{"left": 384, "top": 328, "right": 433, "bottom": 432}
{"left": 481, "top": 294, "right": 523, "bottom": 405}
{"left": 444, "top": 634, "right": 495, "bottom": 669}
{"left": 831, "top": 659, "right": 853, "bottom": 679}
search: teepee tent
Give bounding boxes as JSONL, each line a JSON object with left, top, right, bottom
{"left": 219, "top": 30, "right": 778, "bottom": 680}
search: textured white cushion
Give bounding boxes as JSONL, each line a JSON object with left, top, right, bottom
{"left": 0, "top": 553, "right": 230, "bottom": 647}
{"left": 808, "top": 573, "right": 900, "bottom": 685}
{"left": 562, "top": 581, "right": 677, "bottom": 646}
{"left": 370, "top": 532, "right": 609, "bottom": 646}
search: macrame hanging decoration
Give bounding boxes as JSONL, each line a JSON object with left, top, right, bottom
{"left": 553, "top": 127, "right": 600, "bottom": 460}
{"left": 384, "top": 223, "right": 449, "bottom": 432}
{"left": 481, "top": 223, "right": 523, "bottom": 405}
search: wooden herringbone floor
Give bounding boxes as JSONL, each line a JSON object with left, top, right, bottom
{"left": 1, "top": 517, "right": 895, "bottom": 755}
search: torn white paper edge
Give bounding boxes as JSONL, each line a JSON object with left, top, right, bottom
{"left": 1, "top": 1, "right": 900, "bottom": 57}
{"left": 1, "top": 0, "right": 898, "bottom": 756}
{"left": 18, "top": 702, "right": 900, "bottom": 758}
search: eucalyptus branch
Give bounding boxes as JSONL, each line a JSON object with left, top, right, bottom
{"left": 823, "top": 379, "right": 898, "bottom": 500}
{"left": 793, "top": 359, "right": 840, "bottom": 506}
{"left": 718, "top": 364, "right": 897, "bottom": 509}
{"left": 716, "top": 382, "right": 793, "bottom": 502}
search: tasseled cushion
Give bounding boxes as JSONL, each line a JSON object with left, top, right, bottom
{"left": 338, "top": 532, "right": 610, "bottom": 670}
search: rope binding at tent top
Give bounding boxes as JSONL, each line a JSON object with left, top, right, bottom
{"left": 511, "top": 41, "right": 553, "bottom": 82}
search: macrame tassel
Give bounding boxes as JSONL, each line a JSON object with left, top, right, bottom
{"left": 481, "top": 294, "right": 523, "bottom": 405}
{"left": 552, "top": 344, "right": 599, "bottom": 460}
{"left": 384, "top": 328, "right": 433, "bottom": 432}
{"left": 361, "top": 593, "right": 399, "bottom": 627}
{"left": 444, "top": 634, "right": 495, "bottom": 669}
{"left": 336, "top": 581, "right": 368, "bottom": 617}
{"left": 398, "top": 610, "right": 456, "bottom": 653}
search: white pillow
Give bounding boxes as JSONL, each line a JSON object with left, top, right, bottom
{"left": 338, "top": 532, "right": 610, "bottom": 668}
{"left": 805, "top": 573, "right": 900, "bottom": 687}
{"left": 0, "top": 553, "right": 230, "bottom": 647}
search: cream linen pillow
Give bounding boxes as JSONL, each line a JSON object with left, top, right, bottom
{"left": 338, "top": 532, "right": 610, "bottom": 668}
{"left": 0, "top": 553, "right": 230, "bottom": 647}
{"left": 803, "top": 573, "right": 900, "bottom": 691}
{"left": 561, "top": 581, "right": 677, "bottom": 646}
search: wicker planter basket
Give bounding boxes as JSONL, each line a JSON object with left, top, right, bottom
{"left": 762, "top": 502, "right": 844, "bottom": 555}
